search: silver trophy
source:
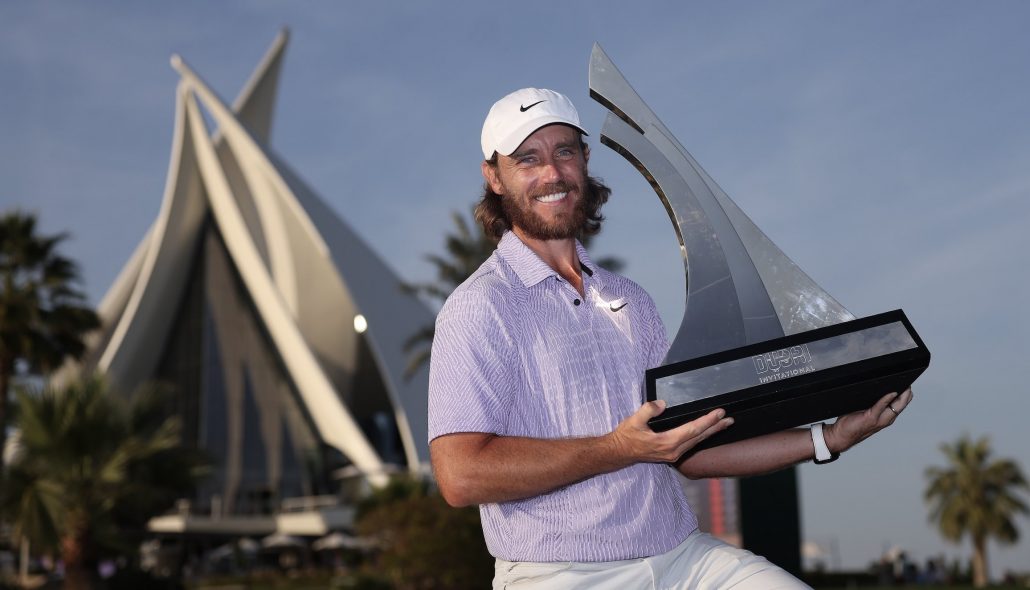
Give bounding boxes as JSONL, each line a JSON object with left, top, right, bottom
{"left": 587, "top": 45, "right": 928, "bottom": 445}
{"left": 588, "top": 44, "right": 929, "bottom": 574}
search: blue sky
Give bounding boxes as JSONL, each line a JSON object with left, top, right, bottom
{"left": 4, "top": 0, "right": 1029, "bottom": 578}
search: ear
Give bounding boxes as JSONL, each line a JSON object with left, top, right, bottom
{"left": 583, "top": 142, "right": 590, "bottom": 164}
{"left": 481, "top": 160, "right": 505, "bottom": 195}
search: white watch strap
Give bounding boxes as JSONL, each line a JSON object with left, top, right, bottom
{"left": 811, "top": 423, "right": 833, "bottom": 462}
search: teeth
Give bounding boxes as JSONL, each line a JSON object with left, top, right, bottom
{"left": 536, "top": 192, "right": 567, "bottom": 203}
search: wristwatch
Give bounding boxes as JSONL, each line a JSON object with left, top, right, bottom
{"left": 810, "top": 423, "right": 840, "bottom": 465}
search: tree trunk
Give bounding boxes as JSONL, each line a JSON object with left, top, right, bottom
{"left": 0, "top": 356, "right": 11, "bottom": 454}
{"left": 61, "top": 528, "right": 95, "bottom": 590}
{"left": 971, "top": 534, "right": 989, "bottom": 588}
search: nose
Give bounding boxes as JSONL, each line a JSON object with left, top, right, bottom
{"left": 540, "top": 159, "right": 562, "bottom": 183}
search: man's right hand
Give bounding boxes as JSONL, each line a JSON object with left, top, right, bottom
{"left": 607, "top": 401, "right": 734, "bottom": 464}
{"left": 431, "top": 402, "right": 733, "bottom": 507}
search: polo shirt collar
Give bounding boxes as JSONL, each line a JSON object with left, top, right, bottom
{"left": 497, "top": 231, "right": 601, "bottom": 289}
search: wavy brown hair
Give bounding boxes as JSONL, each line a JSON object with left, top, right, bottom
{"left": 474, "top": 152, "right": 612, "bottom": 240}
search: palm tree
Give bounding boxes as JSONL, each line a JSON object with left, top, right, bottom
{"left": 924, "top": 435, "right": 1029, "bottom": 588}
{"left": 402, "top": 208, "right": 623, "bottom": 378}
{"left": 400, "top": 209, "right": 499, "bottom": 378}
{"left": 0, "top": 375, "right": 210, "bottom": 590}
{"left": 0, "top": 211, "right": 100, "bottom": 451}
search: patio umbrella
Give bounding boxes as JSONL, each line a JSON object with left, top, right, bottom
{"left": 312, "top": 531, "right": 377, "bottom": 551}
{"left": 260, "top": 532, "right": 305, "bottom": 549}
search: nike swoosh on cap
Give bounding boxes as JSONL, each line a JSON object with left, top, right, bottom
{"left": 520, "top": 100, "right": 546, "bottom": 112}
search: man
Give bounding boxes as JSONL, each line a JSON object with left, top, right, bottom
{"left": 428, "top": 88, "right": 912, "bottom": 589}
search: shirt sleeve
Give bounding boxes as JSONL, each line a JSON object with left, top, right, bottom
{"left": 427, "top": 290, "right": 519, "bottom": 441}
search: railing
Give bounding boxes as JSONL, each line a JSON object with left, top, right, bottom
{"left": 155, "top": 463, "right": 436, "bottom": 519}
{"left": 279, "top": 495, "right": 341, "bottom": 513}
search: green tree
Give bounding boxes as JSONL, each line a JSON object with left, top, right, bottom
{"left": 924, "top": 435, "right": 1029, "bottom": 588}
{"left": 0, "top": 211, "right": 100, "bottom": 451}
{"left": 402, "top": 208, "right": 623, "bottom": 378}
{"left": 0, "top": 375, "right": 210, "bottom": 590}
{"left": 354, "top": 475, "right": 493, "bottom": 589}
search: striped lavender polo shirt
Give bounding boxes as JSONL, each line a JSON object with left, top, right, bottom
{"left": 428, "top": 231, "right": 698, "bottom": 562}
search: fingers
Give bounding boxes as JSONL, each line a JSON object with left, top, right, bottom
{"left": 667, "top": 408, "right": 730, "bottom": 438}
{"left": 893, "top": 388, "right": 914, "bottom": 412}
{"left": 874, "top": 388, "right": 915, "bottom": 427}
{"left": 629, "top": 402, "right": 726, "bottom": 436}
{"left": 871, "top": 391, "right": 898, "bottom": 414}
{"left": 829, "top": 388, "right": 915, "bottom": 452}
{"left": 628, "top": 400, "right": 667, "bottom": 427}
{"left": 881, "top": 393, "right": 900, "bottom": 424}
{"left": 664, "top": 409, "right": 733, "bottom": 452}
{"left": 619, "top": 405, "right": 732, "bottom": 463}
{"left": 694, "top": 410, "right": 735, "bottom": 441}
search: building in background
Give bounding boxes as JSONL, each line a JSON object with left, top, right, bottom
{"left": 68, "top": 30, "right": 744, "bottom": 548}
{"left": 71, "top": 31, "right": 433, "bottom": 537}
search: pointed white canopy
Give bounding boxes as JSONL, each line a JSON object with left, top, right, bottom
{"left": 85, "top": 31, "right": 433, "bottom": 486}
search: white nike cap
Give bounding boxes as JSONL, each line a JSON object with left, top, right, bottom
{"left": 480, "top": 88, "right": 588, "bottom": 160}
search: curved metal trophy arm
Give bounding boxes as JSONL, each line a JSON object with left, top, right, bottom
{"left": 588, "top": 43, "right": 853, "bottom": 363}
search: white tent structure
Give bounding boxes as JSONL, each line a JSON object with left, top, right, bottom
{"left": 260, "top": 533, "right": 305, "bottom": 550}
{"left": 311, "top": 532, "right": 375, "bottom": 551}
{"left": 76, "top": 30, "right": 433, "bottom": 524}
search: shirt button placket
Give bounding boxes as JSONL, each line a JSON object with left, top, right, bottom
{"left": 555, "top": 276, "right": 582, "bottom": 309}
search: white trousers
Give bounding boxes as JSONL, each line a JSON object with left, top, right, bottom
{"left": 493, "top": 531, "right": 811, "bottom": 590}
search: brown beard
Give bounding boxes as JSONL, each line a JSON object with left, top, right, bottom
{"left": 499, "top": 179, "right": 590, "bottom": 241}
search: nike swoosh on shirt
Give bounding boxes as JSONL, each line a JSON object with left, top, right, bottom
{"left": 609, "top": 298, "right": 628, "bottom": 312}
{"left": 520, "top": 100, "right": 545, "bottom": 112}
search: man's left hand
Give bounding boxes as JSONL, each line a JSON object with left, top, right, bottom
{"left": 824, "top": 388, "right": 914, "bottom": 454}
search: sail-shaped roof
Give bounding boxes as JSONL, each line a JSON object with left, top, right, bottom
{"left": 83, "top": 31, "right": 432, "bottom": 494}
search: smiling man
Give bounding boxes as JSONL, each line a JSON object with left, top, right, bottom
{"left": 427, "top": 88, "right": 912, "bottom": 589}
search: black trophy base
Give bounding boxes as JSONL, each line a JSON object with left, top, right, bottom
{"left": 645, "top": 310, "right": 929, "bottom": 451}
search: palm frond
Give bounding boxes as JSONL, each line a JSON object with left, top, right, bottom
{"left": 924, "top": 434, "right": 1029, "bottom": 553}
{"left": 1, "top": 375, "right": 212, "bottom": 558}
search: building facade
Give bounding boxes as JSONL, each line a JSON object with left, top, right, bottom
{"left": 77, "top": 31, "right": 433, "bottom": 534}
